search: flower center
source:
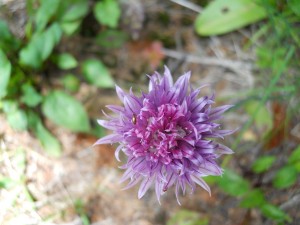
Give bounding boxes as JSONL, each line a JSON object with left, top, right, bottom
{"left": 125, "top": 102, "right": 187, "bottom": 164}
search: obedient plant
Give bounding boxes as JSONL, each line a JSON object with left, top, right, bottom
{"left": 95, "top": 66, "right": 234, "bottom": 204}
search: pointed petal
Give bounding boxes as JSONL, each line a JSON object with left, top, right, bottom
{"left": 217, "top": 144, "right": 234, "bottom": 155}
{"left": 161, "top": 66, "right": 173, "bottom": 90}
{"left": 175, "top": 182, "right": 181, "bottom": 205}
{"left": 191, "top": 176, "right": 211, "bottom": 196}
{"left": 115, "top": 145, "right": 123, "bottom": 161}
{"left": 138, "top": 177, "right": 153, "bottom": 199}
{"left": 93, "top": 134, "right": 123, "bottom": 145}
{"left": 208, "top": 105, "right": 234, "bottom": 121}
{"left": 116, "top": 85, "right": 126, "bottom": 102}
{"left": 106, "top": 105, "right": 124, "bottom": 114}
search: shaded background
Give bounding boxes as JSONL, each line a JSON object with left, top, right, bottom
{"left": 0, "top": 0, "right": 299, "bottom": 224}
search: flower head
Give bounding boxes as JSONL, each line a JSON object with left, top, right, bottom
{"left": 95, "top": 66, "right": 234, "bottom": 204}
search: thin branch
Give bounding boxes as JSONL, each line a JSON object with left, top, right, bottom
{"left": 162, "top": 48, "right": 253, "bottom": 72}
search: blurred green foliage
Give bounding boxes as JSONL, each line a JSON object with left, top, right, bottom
{"left": 167, "top": 210, "right": 208, "bottom": 225}
{"left": 195, "top": 0, "right": 267, "bottom": 35}
{"left": 0, "top": 0, "right": 122, "bottom": 156}
{"left": 195, "top": 0, "right": 300, "bottom": 223}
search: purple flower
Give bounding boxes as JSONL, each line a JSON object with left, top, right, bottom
{"left": 95, "top": 66, "right": 234, "bottom": 204}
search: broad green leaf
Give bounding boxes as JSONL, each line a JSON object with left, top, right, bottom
{"left": 42, "top": 90, "right": 90, "bottom": 132}
{"left": 217, "top": 170, "right": 250, "bottom": 196}
{"left": 35, "top": 0, "right": 60, "bottom": 31}
{"left": 35, "top": 120, "right": 62, "bottom": 157}
{"left": 27, "top": 111, "right": 61, "bottom": 156}
{"left": 288, "top": 145, "right": 300, "bottom": 165}
{"left": 294, "top": 161, "right": 300, "bottom": 173}
{"left": 60, "top": 0, "right": 89, "bottom": 22}
{"left": 2, "top": 100, "right": 18, "bottom": 113}
{"left": 240, "top": 189, "right": 266, "bottom": 208}
{"left": 195, "top": 0, "right": 267, "bottom": 36}
{"left": 19, "top": 38, "right": 41, "bottom": 68}
{"left": 0, "top": 20, "right": 20, "bottom": 51}
{"left": 0, "top": 50, "right": 12, "bottom": 98}
{"left": 61, "top": 74, "right": 80, "bottom": 92}
{"left": 19, "top": 23, "right": 62, "bottom": 68}
{"left": 94, "top": 0, "right": 121, "bottom": 28}
{"left": 252, "top": 156, "right": 276, "bottom": 174}
{"left": 167, "top": 210, "right": 209, "bottom": 225}
{"left": 21, "top": 84, "right": 42, "bottom": 107}
{"left": 7, "top": 109, "right": 28, "bottom": 131}
{"left": 82, "top": 59, "right": 114, "bottom": 88}
{"left": 2, "top": 101, "right": 28, "bottom": 131}
{"left": 96, "top": 30, "right": 128, "bottom": 48}
{"left": 57, "top": 53, "right": 78, "bottom": 70}
{"left": 40, "top": 23, "right": 62, "bottom": 60}
{"left": 272, "top": 166, "right": 298, "bottom": 189}
{"left": 60, "top": 20, "right": 81, "bottom": 35}
{"left": 244, "top": 100, "right": 273, "bottom": 134}
{"left": 260, "top": 204, "right": 291, "bottom": 222}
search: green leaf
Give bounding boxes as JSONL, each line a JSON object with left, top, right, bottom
{"left": 94, "top": 0, "right": 121, "bottom": 28}
{"left": 2, "top": 100, "right": 18, "bottom": 113}
{"left": 60, "top": 0, "right": 89, "bottom": 22}
{"left": 0, "top": 20, "right": 20, "bottom": 51}
{"left": 42, "top": 90, "right": 90, "bottom": 132}
{"left": 252, "top": 156, "right": 276, "bottom": 174}
{"left": 293, "top": 161, "right": 300, "bottom": 173}
{"left": 19, "top": 23, "right": 62, "bottom": 68}
{"left": 240, "top": 189, "right": 266, "bottom": 208}
{"left": 7, "top": 109, "right": 28, "bottom": 131}
{"left": 61, "top": 74, "right": 80, "bottom": 92}
{"left": 2, "top": 101, "right": 28, "bottom": 131}
{"left": 195, "top": 0, "right": 267, "bottom": 36}
{"left": 288, "top": 145, "right": 300, "bottom": 165}
{"left": 60, "top": 20, "right": 81, "bottom": 35}
{"left": 167, "top": 210, "right": 209, "bottom": 225}
{"left": 244, "top": 100, "right": 273, "bottom": 134}
{"left": 82, "top": 59, "right": 114, "bottom": 88}
{"left": 57, "top": 53, "right": 78, "bottom": 70}
{"left": 260, "top": 204, "right": 291, "bottom": 222}
{"left": 27, "top": 111, "right": 61, "bottom": 157}
{"left": 21, "top": 84, "right": 42, "bottom": 107}
{"left": 40, "top": 23, "right": 62, "bottom": 60}
{"left": 288, "top": 0, "right": 300, "bottom": 17}
{"left": 35, "top": 119, "right": 62, "bottom": 157}
{"left": 0, "top": 49, "right": 12, "bottom": 98}
{"left": 217, "top": 170, "right": 250, "bottom": 196}
{"left": 272, "top": 166, "right": 298, "bottom": 189}
{"left": 96, "top": 30, "right": 128, "bottom": 49}
{"left": 35, "top": 0, "right": 60, "bottom": 31}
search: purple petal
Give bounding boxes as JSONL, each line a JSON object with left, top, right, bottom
{"left": 115, "top": 144, "right": 123, "bottom": 161}
{"left": 138, "top": 177, "right": 153, "bottom": 199}
{"left": 116, "top": 85, "right": 126, "bottom": 102}
{"left": 191, "top": 176, "right": 211, "bottom": 196}
{"left": 94, "top": 134, "right": 123, "bottom": 145}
